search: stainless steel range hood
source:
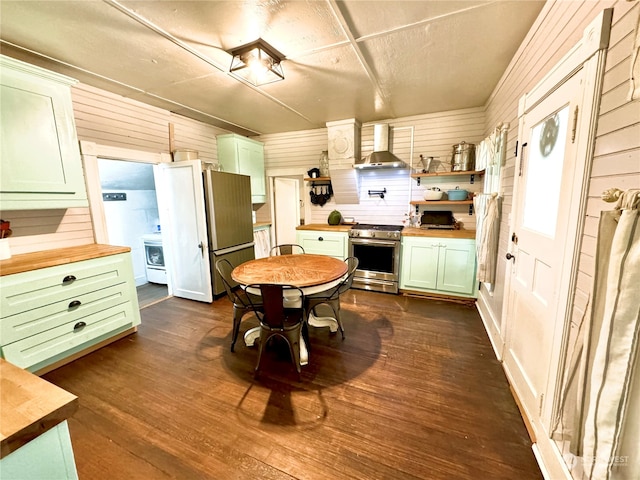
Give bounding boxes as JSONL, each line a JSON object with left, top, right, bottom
{"left": 355, "top": 124, "right": 407, "bottom": 169}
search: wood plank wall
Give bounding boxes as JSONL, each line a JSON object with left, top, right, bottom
{"left": 480, "top": 0, "right": 639, "bottom": 333}
{"left": 256, "top": 108, "right": 485, "bottom": 227}
{"left": 2, "top": 83, "right": 232, "bottom": 255}
{"left": 481, "top": 2, "right": 639, "bottom": 476}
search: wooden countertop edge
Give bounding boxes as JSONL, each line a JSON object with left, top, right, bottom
{"left": 253, "top": 222, "right": 271, "bottom": 229}
{"left": 296, "top": 224, "right": 352, "bottom": 232}
{"left": 0, "top": 359, "right": 79, "bottom": 458}
{"left": 0, "top": 244, "right": 131, "bottom": 276}
{"left": 296, "top": 225, "right": 476, "bottom": 239}
{"left": 401, "top": 228, "right": 476, "bottom": 239}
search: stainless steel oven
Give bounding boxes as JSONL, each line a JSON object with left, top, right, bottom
{"left": 348, "top": 224, "right": 403, "bottom": 294}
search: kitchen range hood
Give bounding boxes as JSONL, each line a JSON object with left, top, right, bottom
{"left": 355, "top": 124, "right": 407, "bottom": 169}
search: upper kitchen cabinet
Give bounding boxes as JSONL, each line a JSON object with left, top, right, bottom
{"left": 216, "top": 134, "right": 266, "bottom": 203}
{"left": 0, "top": 55, "right": 88, "bottom": 210}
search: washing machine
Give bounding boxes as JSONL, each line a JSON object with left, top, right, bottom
{"left": 142, "top": 233, "right": 167, "bottom": 284}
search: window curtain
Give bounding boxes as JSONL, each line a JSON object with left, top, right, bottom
{"left": 555, "top": 188, "right": 640, "bottom": 480}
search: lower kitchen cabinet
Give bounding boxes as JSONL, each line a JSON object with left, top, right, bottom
{"left": 0, "top": 250, "right": 141, "bottom": 373}
{"left": 296, "top": 230, "right": 347, "bottom": 259}
{"left": 400, "top": 236, "right": 477, "bottom": 298}
{"left": 0, "top": 421, "right": 78, "bottom": 480}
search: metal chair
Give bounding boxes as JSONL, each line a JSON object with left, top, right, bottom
{"left": 304, "top": 256, "right": 358, "bottom": 339}
{"left": 270, "top": 244, "right": 305, "bottom": 256}
{"left": 245, "top": 284, "right": 306, "bottom": 378}
{"left": 215, "top": 259, "right": 263, "bottom": 352}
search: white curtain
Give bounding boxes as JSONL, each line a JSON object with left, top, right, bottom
{"left": 474, "top": 193, "right": 501, "bottom": 284}
{"left": 577, "top": 188, "right": 640, "bottom": 480}
{"left": 474, "top": 123, "right": 508, "bottom": 285}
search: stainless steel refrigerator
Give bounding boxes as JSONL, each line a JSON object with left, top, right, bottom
{"left": 203, "top": 169, "right": 255, "bottom": 296}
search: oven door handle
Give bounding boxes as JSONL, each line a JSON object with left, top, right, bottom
{"left": 349, "top": 238, "right": 398, "bottom": 247}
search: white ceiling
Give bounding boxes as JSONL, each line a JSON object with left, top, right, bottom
{"left": 0, "top": 0, "right": 545, "bottom": 136}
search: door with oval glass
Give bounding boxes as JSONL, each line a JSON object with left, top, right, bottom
{"left": 503, "top": 70, "right": 583, "bottom": 439}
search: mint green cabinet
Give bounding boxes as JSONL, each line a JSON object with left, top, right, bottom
{"left": 0, "top": 252, "right": 141, "bottom": 373}
{"left": 217, "top": 134, "right": 266, "bottom": 203}
{"left": 0, "top": 55, "right": 88, "bottom": 210}
{"left": 0, "top": 421, "right": 78, "bottom": 480}
{"left": 296, "top": 230, "right": 347, "bottom": 260}
{"left": 400, "top": 236, "right": 477, "bottom": 297}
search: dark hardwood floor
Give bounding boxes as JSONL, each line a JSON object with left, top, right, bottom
{"left": 44, "top": 290, "right": 543, "bottom": 480}
{"left": 136, "top": 282, "right": 169, "bottom": 309}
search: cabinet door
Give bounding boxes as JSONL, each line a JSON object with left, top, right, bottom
{"left": 238, "top": 141, "right": 266, "bottom": 202}
{"left": 217, "top": 135, "right": 266, "bottom": 203}
{"left": 0, "top": 421, "right": 78, "bottom": 479}
{"left": 296, "top": 231, "right": 346, "bottom": 259}
{"left": 0, "top": 57, "right": 87, "bottom": 209}
{"left": 400, "top": 239, "right": 439, "bottom": 290}
{"left": 436, "top": 239, "right": 477, "bottom": 295}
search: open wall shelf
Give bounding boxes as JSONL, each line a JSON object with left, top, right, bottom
{"left": 410, "top": 199, "right": 474, "bottom": 215}
{"left": 411, "top": 170, "right": 484, "bottom": 185}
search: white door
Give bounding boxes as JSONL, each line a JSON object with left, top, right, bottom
{"left": 503, "top": 71, "right": 583, "bottom": 428}
{"left": 154, "top": 160, "right": 212, "bottom": 303}
{"left": 274, "top": 177, "right": 300, "bottom": 245}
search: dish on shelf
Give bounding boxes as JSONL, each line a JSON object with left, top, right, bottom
{"left": 423, "top": 187, "right": 443, "bottom": 201}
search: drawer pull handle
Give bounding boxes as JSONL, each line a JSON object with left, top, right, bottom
{"left": 68, "top": 300, "right": 82, "bottom": 309}
{"left": 318, "top": 236, "right": 324, "bottom": 241}
{"left": 62, "top": 275, "right": 77, "bottom": 284}
{"left": 73, "top": 321, "right": 87, "bottom": 331}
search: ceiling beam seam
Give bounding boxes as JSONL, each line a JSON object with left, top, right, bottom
{"left": 327, "top": 0, "right": 395, "bottom": 119}
{"left": 103, "top": 0, "right": 315, "bottom": 127}
{"left": 102, "top": 0, "right": 228, "bottom": 73}
{"left": 0, "top": 40, "right": 260, "bottom": 135}
{"left": 353, "top": 1, "right": 503, "bottom": 43}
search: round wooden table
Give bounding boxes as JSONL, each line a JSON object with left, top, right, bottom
{"left": 232, "top": 254, "right": 349, "bottom": 364}
{"left": 231, "top": 254, "right": 348, "bottom": 293}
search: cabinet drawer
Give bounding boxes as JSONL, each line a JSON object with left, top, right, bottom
{"left": 1, "top": 283, "right": 131, "bottom": 345}
{"left": 1, "top": 254, "right": 131, "bottom": 318}
{"left": 1, "top": 302, "right": 138, "bottom": 370}
{"left": 296, "top": 231, "right": 346, "bottom": 259}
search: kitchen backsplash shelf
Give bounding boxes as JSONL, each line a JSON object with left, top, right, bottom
{"left": 411, "top": 199, "right": 474, "bottom": 215}
{"left": 304, "top": 176, "right": 331, "bottom": 183}
{"left": 411, "top": 170, "right": 484, "bottom": 185}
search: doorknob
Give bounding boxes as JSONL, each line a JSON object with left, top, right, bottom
{"left": 506, "top": 253, "right": 516, "bottom": 261}
{"left": 198, "top": 242, "right": 205, "bottom": 255}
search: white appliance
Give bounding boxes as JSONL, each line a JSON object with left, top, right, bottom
{"left": 142, "top": 232, "right": 167, "bottom": 284}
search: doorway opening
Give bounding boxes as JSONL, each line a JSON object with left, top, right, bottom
{"left": 97, "top": 158, "right": 169, "bottom": 308}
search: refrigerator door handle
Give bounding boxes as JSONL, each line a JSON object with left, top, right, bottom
{"left": 213, "top": 242, "right": 255, "bottom": 256}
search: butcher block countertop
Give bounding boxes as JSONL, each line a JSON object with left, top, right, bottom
{"left": 0, "top": 359, "right": 78, "bottom": 457}
{"left": 296, "top": 224, "right": 353, "bottom": 232}
{"left": 0, "top": 244, "right": 130, "bottom": 276}
{"left": 296, "top": 224, "right": 476, "bottom": 239}
{"left": 402, "top": 227, "right": 476, "bottom": 239}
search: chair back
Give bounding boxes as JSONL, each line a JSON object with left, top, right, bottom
{"left": 246, "top": 284, "right": 304, "bottom": 328}
{"left": 216, "top": 259, "right": 245, "bottom": 305}
{"left": 338, "top": 256, "right": 359, "bottom": 294}
{"left": 270, "top": 244, "right": 305, "bottom": 256}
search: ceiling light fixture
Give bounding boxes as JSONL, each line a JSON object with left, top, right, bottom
{"left": 228, "top": 39, "right": 285, "bottom": 86}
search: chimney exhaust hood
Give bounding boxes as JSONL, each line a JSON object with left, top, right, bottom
{"left": 355, "top": 124, "right": 407, "bottom": 169}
